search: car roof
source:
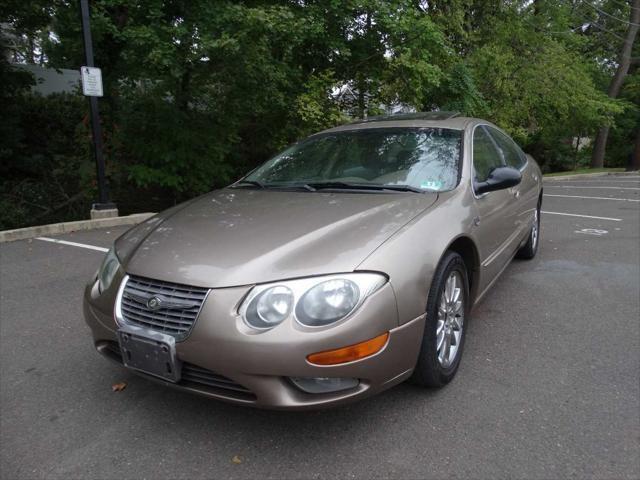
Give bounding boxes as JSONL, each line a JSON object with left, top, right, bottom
{"left": 316, "top": 112, "right": 487, "bottom": 135}
{"left": 349, "top": 111, "right": 461, "bottom": 123}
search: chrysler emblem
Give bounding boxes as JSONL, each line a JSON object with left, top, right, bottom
{"left": 124, "top": 290, "right": 199, "bottom": 311}
{"left": 146, "top": 296, "right": 162, "bottom": 311}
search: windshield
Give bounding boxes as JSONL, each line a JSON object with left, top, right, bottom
{"left": 243, "top": 128, "right": 463, "bottom": 192}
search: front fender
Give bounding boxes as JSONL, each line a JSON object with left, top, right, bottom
{"left": 357, "top": 189, "right": 477, "bottom": 324}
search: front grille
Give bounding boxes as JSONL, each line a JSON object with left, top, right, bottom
{"left": 96, "top": 341, "right": 256, "bottom": 400}
{"left": 119, "top": 275, "right": 209, "bottom": 339}
{"left": 181, "top": 364, "right": 254, "bottom": 397}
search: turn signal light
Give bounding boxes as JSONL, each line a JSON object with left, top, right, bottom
{"left": 306, "top": 332, "right": 389, "bottom": 366}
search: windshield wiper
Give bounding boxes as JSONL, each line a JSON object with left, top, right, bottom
{"left": 232, "top": 180, "right": 425, "bottom": 194}
{"left": 230, "top": 180, "right": 266, "bottom": 189}
{"left": 376, "top": 184, "right": 425, "bottom": 193}
{"left": 287, "top": 184, "right": 316, "bottom": 191}
{"left": 231, "top": 180, "right": 318, "bottom": 192}
{"left": 304, "top": 182, "right": 424, "bottom": 193}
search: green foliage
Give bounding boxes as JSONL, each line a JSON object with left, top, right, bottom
{"left": 606, "top": 70, "right": 640, "bottom": 167}
{"left": 467, "top": 17, "right": 623, "bottom": 147}
{"left": 0, "top": 56, "right": 34, "bottom": 165}
{"left": 293, "top": 72, "right": 349, "bottom": 134}
{"left": 1, "top": 0, "right": 638, "bottom": 228}
{"left": 428, "top": 62, "right": 488, "bottom": 116}
{"left": 0, "top": 90, "right": 94, "bottom": 230}
{"left": 115, "top": 93, "right": 235, "bottom": 193}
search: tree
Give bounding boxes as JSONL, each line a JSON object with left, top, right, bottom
{"left": 0, "top": 0, "right": 55, "bottom": 64}
{"left": 591, "top": 0, "right": 640, "bottom": 168}
{"left": 634, "top": 127, "right": 640, "bottom": 170}
{"left": 2, "top": 0, "right": 638, "bottom": 228}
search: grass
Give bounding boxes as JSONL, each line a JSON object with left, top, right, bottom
{"left": 544, "top": 167, "right": 626, "bottom": 177}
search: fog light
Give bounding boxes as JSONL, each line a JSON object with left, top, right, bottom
{"left": 290, "top": 376, "right": 359, "bottom": 394}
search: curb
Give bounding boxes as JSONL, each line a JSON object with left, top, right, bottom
{"left": 544, "top": 171, "right": 638, "bottom": 181}
{"left": 0, "top": 213, "right": 156, "bottom": 243}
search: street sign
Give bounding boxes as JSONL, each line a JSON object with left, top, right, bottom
{"left": 80, "top": 66, "right": 103, "bottom": 97}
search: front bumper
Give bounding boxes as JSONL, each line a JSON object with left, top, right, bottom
{"left": 84, "top": 275, "right": 425, "bottom": 410}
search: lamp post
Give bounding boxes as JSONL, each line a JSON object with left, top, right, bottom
{"left": 80, "top": 0, "right": 117, "bottom": 217}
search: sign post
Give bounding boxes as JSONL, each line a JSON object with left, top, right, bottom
{"left": 80, "top": 0, "right": 117, "bottom": 217}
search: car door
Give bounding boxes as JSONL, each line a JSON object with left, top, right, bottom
{"left": 486, "top": 126, "right": 536, "bottom": 241}
{"left": 471, "top": 125, "right": 519, "bottom": 289}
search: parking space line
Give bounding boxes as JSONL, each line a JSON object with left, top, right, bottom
{"left": 550, "top": 180, "right": 640, "bottom": 184}
{"left": 541, "top": 211, "right": 622, "bottom": 222}
{"left": 35, "top": 237, "right": 109, "bottom": 252}
{"left": 545, "top": 194, "right": 640, "bottom": 202}
{"left": 546, "top": 186, "right": 640, "bottom": 191}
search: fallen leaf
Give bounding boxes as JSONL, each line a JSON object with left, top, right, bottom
{"left": 231, "top": 455, "right": 242, "bottom": 464}
{"left": 112, "top": 382, "right": 127, "bottom": 392}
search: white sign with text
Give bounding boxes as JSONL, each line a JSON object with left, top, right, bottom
{"left": 81, "top": 66, "right": 103, "bottom": 97}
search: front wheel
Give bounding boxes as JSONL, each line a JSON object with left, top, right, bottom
{"left": 516, "top": 206, "right": 540, "bottom": 260}
{"left": 411, "top": 251, "right": 469, "bottom": 388}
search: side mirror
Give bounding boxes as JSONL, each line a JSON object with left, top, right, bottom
{"left": 474, "top": 166, "right": 521, "bottom": 195}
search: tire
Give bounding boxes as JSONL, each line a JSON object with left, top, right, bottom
{"left": 516, "top": 205, "right": 540, "bottom": 260}
{"left": 411, "top": 251, "right": 469, "bottom": 388}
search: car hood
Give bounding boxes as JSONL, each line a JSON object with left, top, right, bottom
{"left": 116, "top": 189, "right": 438, "bottom": 288}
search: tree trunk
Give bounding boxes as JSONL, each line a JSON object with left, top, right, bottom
{"left": 533, "top": 0, "right": 543, "bottom": 16}
{"left": 357, "top": 77, "right": 366, "bottom": 119}
{"left": 591, "top": 127, "right": 610, "bottom": 168}
{"left": 630, "top": 128, "right": 640, "bottom": 171}
{"left": 27, "top": 35, "right": 35, "bottom": 64}
{"left": 591, "top": 0, "right": 640, "bottom": 168}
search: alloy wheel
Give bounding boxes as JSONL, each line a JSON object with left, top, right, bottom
{"left": 436, "top": 271, "right": 465, "bottom": 368}
{"left": 532, "top": 209, "right": 539, "bottom": 250}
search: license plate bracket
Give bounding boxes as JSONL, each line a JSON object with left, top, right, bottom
{"left": 117, "top": 325, "right": 181, "bottom": 382}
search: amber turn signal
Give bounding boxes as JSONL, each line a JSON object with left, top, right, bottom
{"left": 307, "top": 332, "right": 390, "bottom": 366}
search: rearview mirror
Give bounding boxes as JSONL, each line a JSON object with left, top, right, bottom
{"left": 474, "top": 166, "right": 521, "bottom": 195}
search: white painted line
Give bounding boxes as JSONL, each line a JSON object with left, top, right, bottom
{"left": 545, "top": 194, "right": 640, "bottom": 202}
{"left": 546, "top": 185, "right": 640, "bottom": 191}
{"left": 555, "top": 180, "right": 640, "bottom": 184}
{"left": 541, "top": 211, "right": 622, "bottom": 222}
{"left": 35, "top": 237, "right": 109, "bottom": 252}
{"left": 575, "top": 228, "right": 608, "bottom": 236}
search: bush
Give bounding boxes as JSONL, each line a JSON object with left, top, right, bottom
{"left": 0, "top": 91, "right": 94, "bottom": 230}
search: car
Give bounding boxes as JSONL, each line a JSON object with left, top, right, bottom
{"left": 83, "top": 111, "right": 542, "bottom": 410}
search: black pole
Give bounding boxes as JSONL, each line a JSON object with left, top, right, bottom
{"left": 80, "top": 0, "right": 114, "bottom": 210}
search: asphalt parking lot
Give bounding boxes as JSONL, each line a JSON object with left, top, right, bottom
{"left": 1, "top": 174, "right": 639, "bottom": 480}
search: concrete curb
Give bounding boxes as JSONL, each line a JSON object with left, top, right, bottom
{"left": 0, "top": 213, "right": 156, "bottom": 243}
{"left": 544, "top": 171, "right": 639, "bottom": 181}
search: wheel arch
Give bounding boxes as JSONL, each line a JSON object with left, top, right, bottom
{"left": 444, "top": 235, "right": 480, "bottom": 304}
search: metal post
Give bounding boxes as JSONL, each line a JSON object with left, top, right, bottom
{"left": 80, "top": 0, "right": 115, "bottom": 211}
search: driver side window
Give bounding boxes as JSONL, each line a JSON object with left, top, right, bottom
{"left": 487, "top": 126, "right": 526, "bottom": 170}
{"left": 473, "top": 126, "right": 504, "bottom": 183}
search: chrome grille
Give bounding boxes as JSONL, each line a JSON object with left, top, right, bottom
{"left": 118, "top": 275, "right": 209, "bottom": 339}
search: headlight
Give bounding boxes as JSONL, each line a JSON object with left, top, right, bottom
{"left": 297, "top": 279, "right": 359, "bottom": 326}
{"left": 245, "top": 286, "right": 294, "bottom": 329}
{"left": 97, "top": 247, "right": 120, "bottom": 293}
{"left": 239, "top": 273, "right": 386, "bottom": 330}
